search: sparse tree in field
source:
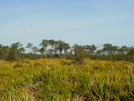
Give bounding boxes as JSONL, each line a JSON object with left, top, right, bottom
{"left": 47, "top": 39, "right": 57, "bottom": 57}
{"left": 63, "top": 43, "right": 70, "bottom": 54}
{"left": 71, "top": 44, "right": 86, "bottom": 65}
{"left": 119, "top": 45, "right": 128, "bottom": 54}
{"left": 48, "top": 39, "right": 55, "bottom": 50}
{"left": 47, "top": 49, "right": 53, "bottom": 57}
{"left": 17, "top": 47, "right": 25, "bottom": 59}
{"left": 26, "top": 43, "right": 33, "bottom": 58}
{"left": 32, "top": 46, "right": 38, "bottom": 54}
{"left": 127, "top": 47, "right": 134, "bottom": 61}
{"left": 6, "top": 42, "right": 23, "bottom": 61}
{"left": 5, "top": 47, "right": 16, "bottom": 61}
{"left": 40, "top": 39, "right": 49, "bottom": 49}
{"left": 19, "top": 47, "right": 25, "bottom": 53}
{"left": 38, "top": 47, "right": 45, "bottom": 55}
{"left": 56, "top": 40, "right": 65, "bottom": 54}
{"left": 114, "top": 45, "right": 128, "bottom": 60}
{"left": 0, "top": 44, "right": 9, "bottom": 59}
{"left": 96, "top": 49, "right": 103, "bottom": 55}
{"left": 53, "top": 41, "right": 58, "bottom": 55}
{"left": 0, "top": 44, "right": 4, "bottom": 59}
{"left": 102, "top": 44, "right": 119, "bottom": 54}
{"left": 29, "top": 46, "right": 39, "bottom": 59}
{"left": 11, "top": 42, "right": 23, "bottom": 58}
{"left": 102, "top": 44, "right": 113, "bottom": 55}
{"left": 84, "top": 45, "right": 97, "bottom": 55}
{"left": 26, "top": 43, "right": 33, "bottom": 53}
{"left": 38, "top": 47, "right": 46, "bottom": 58}
{"left": 39, "top": 39, "right": 49, "bottom": 58}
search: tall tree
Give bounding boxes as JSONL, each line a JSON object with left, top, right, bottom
{"left": 63, "top": 43, "right": 70, "bottom": 54}
{"left": 38, "top": 47, "right": 45, "bottom": 55}
{"left": 32, "top": 46, "right": 38, "bottom": 54}
{"left": 84, "top": 45, "right": 97, "bottom": 55}
{"left": 72, "top": 44, "right": 86, "bottom": 65}
{"left": 6, "top": 42, "right": 23, "bottom": 61}
{"left": 56, "top": 40, "right": 65, "bottom": 54}
{"left": 48, "top": 39, "right": 55, "bottom": 49}
{"left": 53, "top": 41, "right": 58, "bottom": 55}
{"left": 26, "top": 43, "right": 33, "bottom": 53}
{"left": 39, "top": 39, "right": 49, "bottom": 58}
{"left": 40, "top": 39, "right": 49, "bottom": 49}
{"left": 102, "top": 44, "right": 118, "bottom": 55}
{"left": 47, "top": 39, "right": 57, "bottom": 56}
{"left": 119, "top": 45, "right": 128, "bottom": 54}
{"left": 0, "top": 44, "right": 3, "bottom": 59}
{"left": 127, "top": 47, "right": 134, "bottom": 61}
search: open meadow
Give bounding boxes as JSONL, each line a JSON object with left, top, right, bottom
{"left": 0, "top": 59, "right": 134, "bottom": 101}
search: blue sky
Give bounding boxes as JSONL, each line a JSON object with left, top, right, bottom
{"left": 0, "top": 0, "right": 134, "bottom": 48}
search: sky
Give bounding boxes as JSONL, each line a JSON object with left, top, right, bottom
{"left": 0, "top": 0, "right": 134, "bottom": 48}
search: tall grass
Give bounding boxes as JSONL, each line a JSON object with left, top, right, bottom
{"left": 0, "top": 59, "right": 134, "bottom": 101}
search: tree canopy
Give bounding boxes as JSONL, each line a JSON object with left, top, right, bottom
{"left": 0, "top": 39, "right": 134, "bottom": 62}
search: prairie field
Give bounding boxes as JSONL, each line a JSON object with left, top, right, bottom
{"left": 0, "top": 59, "right": 134, "bottom": 101}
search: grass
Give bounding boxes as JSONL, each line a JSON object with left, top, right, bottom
{"left": 0, "top": 59, "right": 134, "bottom": 101}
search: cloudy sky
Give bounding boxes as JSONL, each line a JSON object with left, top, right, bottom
{"left": 0, "top": 0, "right": 134, "bottom": 47}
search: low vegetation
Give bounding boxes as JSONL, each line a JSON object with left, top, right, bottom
{"left": 0, "top": 59, "right": 134, "bottom": 101}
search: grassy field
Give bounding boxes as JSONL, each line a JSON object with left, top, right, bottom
{"left": 0, "top": 59, "right": 134, "bottom": 101}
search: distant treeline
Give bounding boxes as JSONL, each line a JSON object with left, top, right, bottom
{"left": 0, "top": 39, "right": 134, "bottom": 62}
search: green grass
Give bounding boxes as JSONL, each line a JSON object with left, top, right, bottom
{"left": 0, "top": 59, "right": 134, "bottom": 101}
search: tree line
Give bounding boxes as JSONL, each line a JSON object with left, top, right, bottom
{"left": 0, "top": 39, "right": 134, "bottom": 62}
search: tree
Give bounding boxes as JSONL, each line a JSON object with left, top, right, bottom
{"left": 26, "top": 43, "right": 33, "bottom": 53}
{"left": 127, "top": 47, "right": 134, "bottom": 61}
{"left": 38, "top": 47, "right": 45, "bottom": 55}
{"left": 47, "top": 49, "right": 53, "bottom": 57}
{"left": 0, "top": 44, "right": 4, "bottom": 59}
{"left": 53, "top": 41, "right": 58, "bottom": 55}
{"left": 6, "top": 42, "right": 23, "bottom": 61}
{"left": 17, "top": 47, "right": 25, "bottom": 59}
{"left": 32, "top": 46, "right": 38, "bottom": 54}
{"left": 96, "top": 49, "right": 103, "bottom": 55}
{"left": 40, "top": 39, "right": 49, "bottom": 49}
{"left": 56, "top": 40, "right": 65, "bottom": 54}
{"left": 48, "top": 39, "right": 55, "bottom": 50}
{"left": 71, "top": 44, "right": 86, "bottom": 65}
{"left": 47, "top": 39, "right": 57, "bottom": 57}
{"left": 119, "top": 45, "right": 128, "bottom": 55}
{"left": 102, "top": 44, "right": 119, "bottom": 55}
{"left": 39, "top": 39, "right": 49, "bottom": 58}
{"left": 19, "top": 47, "right": 25, "bottom": 53}
{"left": 63, "top": 43, "right": 70, "bottom": 54}
{"left": 0, "top": 45, "right": 9, "bottom": 60}
{"left": 84, "top": 45, "right": 97, "bottom": 55}
{"left": 5, "top": 47, "right": 16, "bottom": 61}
